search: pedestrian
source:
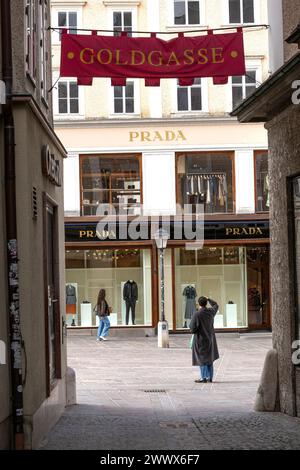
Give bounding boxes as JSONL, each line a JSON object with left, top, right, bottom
{"left": 96, "top": 289, "right": 111, "bottom": 341}
{"left": 190, "top": 296, "right": 219, "bottom": 383}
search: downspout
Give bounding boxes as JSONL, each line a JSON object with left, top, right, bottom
{"left": 1, "top": 0, "right": 24, "bottom": 449}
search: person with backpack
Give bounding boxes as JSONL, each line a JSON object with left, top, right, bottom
{"left": 96, "top": 289, "right": 111, "bottom": 341}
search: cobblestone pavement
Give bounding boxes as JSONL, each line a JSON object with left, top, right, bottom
{"left": 40, "top": 333, "right": 300, "bottom": 450}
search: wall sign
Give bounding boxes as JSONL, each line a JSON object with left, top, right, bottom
{"left": 60, "top": 30, "right": 246, "bottom": 87}
{"left": 65, "top": 220, "right": 269, "bottom": 243}
{"left": 42, "top": 145, "right": 61, "bottom": 187}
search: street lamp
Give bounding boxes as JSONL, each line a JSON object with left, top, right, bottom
{"left": 154, "top": 228, "right": 169, "bottom": 348}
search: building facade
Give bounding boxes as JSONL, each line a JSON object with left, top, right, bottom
{"left": 51, "top": 0, "right": 273, "bottom": 333}
{"left": 0, "top": 1, "right": 68, "bottom": 449}
{"left": 232, "top": 0, "right": 300, "bottom": 417}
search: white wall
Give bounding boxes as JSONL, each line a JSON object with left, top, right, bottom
{"left": 268, "top": 0, "right": 284, "bottom": 74}
{"left": 64, "top": 154, "right": 80, "bottom": 216}
{"left": 235, "top": 150, "right": 255, "bottom": 214}
{"left": 142, "top": 151, "right": 176, "bottom": 215}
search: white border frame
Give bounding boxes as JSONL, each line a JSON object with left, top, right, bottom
{"left": 226, "top": 59, "right": 262, "bottom": 112}
{"left": 109, "top": 79, "right": 141, "bottom": 118}
{"left": 51, "top": 5, "right": 83, "bottom": 45}
{"left": 52, "top": 72, "right": 85, "bottom": 119}
{"left": 170, "top": 0, "right": 206, "bottom": 27}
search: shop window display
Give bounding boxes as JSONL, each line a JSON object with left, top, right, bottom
{"left": 65, "top": 248, "right": 152, "bottom": 327}
{"left": 177, "top": 153, "right": 234, "bottom": 214}
{"left": 255, "top": 152, "right": 269, "bottom": 212}
{"left": 80, "top": 155, "right": 141, "bottom": 216}
{"left": 246, "top": 246, "right": 270, "bottom": 327}
{"left": 175, "top": 246, "right": 247, "bottom": 329}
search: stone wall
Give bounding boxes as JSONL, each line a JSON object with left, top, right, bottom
{"left": 266, "top": 103, "right": 300, "bottom": 416}
{"left": 282, "top": 0, "right": 300, "bottom": 60}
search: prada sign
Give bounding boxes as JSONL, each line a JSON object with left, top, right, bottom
{"left": 65, "top": 220, "right": 269, "bottom": 243}
{"left": 42, "top": 145, "right": 61, "bottom": 187}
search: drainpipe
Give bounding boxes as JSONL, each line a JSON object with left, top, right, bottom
{"left": 1, "top": 1, "right": 24, "bottom": 450}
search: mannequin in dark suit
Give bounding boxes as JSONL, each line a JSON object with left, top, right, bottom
{"left": 123, "top": 280, "right": 138, "bottom": 325}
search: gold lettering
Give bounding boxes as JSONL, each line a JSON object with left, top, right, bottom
{"left": 141, "top": 131, "right": 151, "bottom": 142}
{"left": 226, "top": 228, "right": 233, "bottom": 236}
{"left": 87, "top": 231, "right": 94, "bottom": 238}
{"left": 79, "top": 231, "right": 87, "bottom": 238}
{"left": 153, "top": 131, "right": 163, "bottom": 141}
{"left": 79, "top": 48, "right": 94, "bottom": 65}
{"left": 115, "top": 49, "right": 128, "bottom": 65}
{"left": 167, "top": 51, "right": 180, "bottom": 66}
{"left": 183, "top": 49, "right": 195, "bottom": 65}
{"left": 148, "top": 51, "right": 163, "bottom": 67}
{"left": 131, "top": 50, "right": 146, "bottom": 66}
{"left": 177, "top": 130, "right": 187, "bottom": 141}
{"left": 197, "top": 49, "right": 208, "bottom": 64}
{"left": 129, "top": 131, "right": 139, "bottom": 142}
{"left": 165, "top": 131, "right": 176, "bottom": 141}
{"left": 97, "top": 49, "right": 112, "bottom": 65}
{"left": 233, "top": 228, "right": 240, "bottom": 236}
{"left": 212, "top": 47, "right": 224, "bottom": 64}
{"left": 257, "top": 228, "right": 263, "bottom": 235}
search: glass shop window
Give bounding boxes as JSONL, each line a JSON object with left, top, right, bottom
{"left": 255, "top": 152, "right": 269, "bottom": 212}
{"left": 177, "top": 153, "right": 234, "bottom": 214}
{"left": 80, "top": 155, "right": 141, "bottom": 216}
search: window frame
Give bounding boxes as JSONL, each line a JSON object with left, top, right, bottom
{"left": 51, "top": 7, "right": 82, "bottom": 45}
{"left": 224, "top": 0, "right": 260, "bottom": 25}
{"left": 39, "top": 0, "right": 49, "bottom": 102}
{"left": 254, "top": 151, "right": 269, "bottom": 214}
{"left": 109, "top": 79, "right": 140, "bottom": 118}
{"left": 229, "top": 62, "right": 262, "bottom": 110}
{"left": 107, "top": 6, "right": 138, "bottom": 37}
{"left": 173, "top": 0, "right": 203, "bottom": 26}
{"left": 53, "top": 74, "right": 85, "bottom": 119}
{"left": 175, "top": 151, "right": 236, "bottom": 215}
{"left": 172, "top": 78, "right": 208, "bottom": 115}
{"left": 25, "top": 0, "right": 37, "bottom": 82}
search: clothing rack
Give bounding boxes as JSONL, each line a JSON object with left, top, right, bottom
{"left": 183, "top": 172, "right": 228, "bottom": 212}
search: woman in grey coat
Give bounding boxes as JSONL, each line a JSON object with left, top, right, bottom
{"left": 190, "top": 297, "right": 219, "bottom": 383}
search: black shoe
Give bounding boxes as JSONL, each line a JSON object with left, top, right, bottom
{"left": 195, "top": 379, "right": 207, "bottom": 383}
{"left": 208, "top": 379, "right": 213, "bottom": 383}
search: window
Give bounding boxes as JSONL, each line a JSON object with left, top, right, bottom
{"left": 177, "top": 78, "right": 202, "bottom": 111}
{"left": 113, "top": 11, "right": 133, "bottom": 36}
{"left": 232, "top": 70, "right": 257, "bottom": 108}
{"left": 229, "top": 0, "right": 255, "bottom": 24}
{"left": 176, "top": 153, "right": 234, "bottom": 214}
{"left": 255, "top": 152, "right": 269, "bottom": 212}
{"left": 175, "top": 246, "right": 248, "bottom": 329}
{"left": 57, "top": 11, "right": 77, "bottom": 41}
{"left": 25, "top": 0, "right": 36, "bottom": 79}
{"left": 114, "top": 82, "right": 135, "bottom": 114}
{"left": 174, "top": 0, "right": 201, "bottom": 25}
{"left": 58, "top": 81, "right": 79, "bottom": 114}
{"left": 39, "top": 0, "right": 48, "bottom": 100}
{"left": 80, "top": 155, "right": 141, "bottom": 216}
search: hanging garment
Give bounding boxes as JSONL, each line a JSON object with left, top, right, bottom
{"left": 265, "top": 175, "right": 270, "bottom": 208}
{"left": 219, "top": 177, "right": 225, "bottom": 206}
{"left": 206, "top": 178, "right": 211, "bottom": 204}
{"left": 183, "top": 285, "right": 197, "bottom": 320}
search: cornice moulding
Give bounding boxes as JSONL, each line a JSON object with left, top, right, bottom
{"left": 103, "top": 1, "right": 141, "bottom": 7}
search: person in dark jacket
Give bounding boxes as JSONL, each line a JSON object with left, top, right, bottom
{"left": 190, "top": 296, "right": 219, "bottom": 383}
{"left": 96, "top": 289, "right": 110, "bottom": 341}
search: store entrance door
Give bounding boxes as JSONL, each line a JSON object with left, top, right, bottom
{"left": 44, "top": 196, "right": 61, "bottom": 395}
{"left": 247, "top": 245, "right": 271, "bottom": 329}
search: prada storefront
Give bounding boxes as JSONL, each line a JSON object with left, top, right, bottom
{"left": 65, "top": 218, "right": 271, "bottom": 331}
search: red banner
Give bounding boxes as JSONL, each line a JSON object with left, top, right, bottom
{"left": 60, "top": 30, "right": 246, "bottom": 86}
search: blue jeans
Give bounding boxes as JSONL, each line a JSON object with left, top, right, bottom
{"left": 97, "top": 316, "right": 110, "bottom": 338}
{"left": 200, "top": 364, "right": 214, "bottom": 380}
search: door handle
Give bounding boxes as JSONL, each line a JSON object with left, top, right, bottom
{"left": 52, "top": 299, "right": 59, "bottom": 303}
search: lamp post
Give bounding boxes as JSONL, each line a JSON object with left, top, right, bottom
{"left": 154, "top": 228, "right": 169, "bottom": 348}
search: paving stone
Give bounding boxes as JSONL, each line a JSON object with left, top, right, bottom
{"left": 39, "top": 334, "right": 300, "bottom": 450}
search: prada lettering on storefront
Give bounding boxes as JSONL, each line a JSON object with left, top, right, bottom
{"left": 129, "top": 130, "right": 187, "bottom": 143}
{"left": 226, "top": 227, "right": 263, "bottom": 237}
{"left": 79, "top": 230, "right": 117, "bottom": 240}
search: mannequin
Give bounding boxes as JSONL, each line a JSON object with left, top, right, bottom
{"left": 123, "top": 280, "right": 138, "bottom": 325}
{"left": 66, "top": 284, "right": 77, "bottom": 326}
{"left": 183, "top": 285, "right": 197, "bottom": 327}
